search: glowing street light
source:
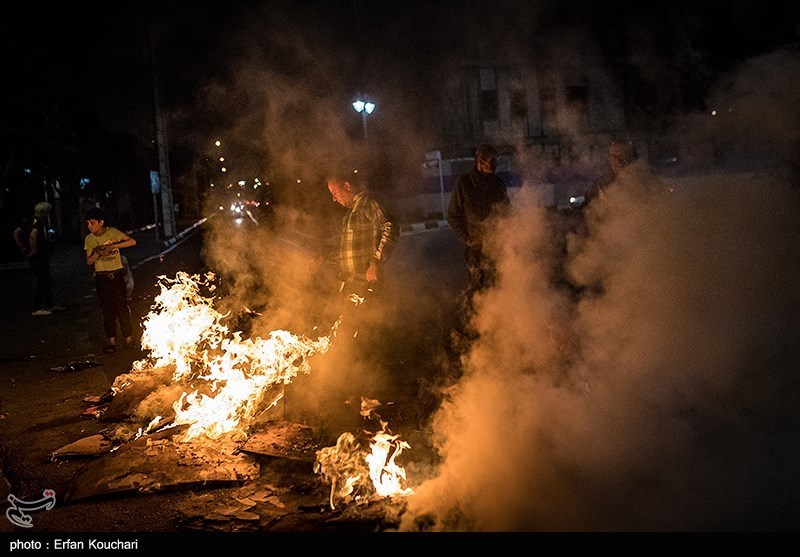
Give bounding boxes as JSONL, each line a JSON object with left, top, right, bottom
{"left": 352, "top": 98, "right": 375, "bottom": 140}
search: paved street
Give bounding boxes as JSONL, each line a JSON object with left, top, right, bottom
{"left": 0, "top": 216, "right": 467, "bottom": 535}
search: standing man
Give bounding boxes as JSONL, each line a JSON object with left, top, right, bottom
{"left": 309, "top": 170, "right": 399, "bottom": 327}
{"left": 83, "top": 206, "right": 137, "bottom": 353}
{"left": 583, "top": 139, "right": 639, "bottom": 206}
{"left": 582, "top": 139, "right": 671, "bottom": 211}
{"left": 447, "top": 143, "right": 510, "bottom": 306}
{"left": 18, "top": 202, "right": 65, "bottom": 316}
{"left": 301, "top": 170, "right": 398, "bottom": 433}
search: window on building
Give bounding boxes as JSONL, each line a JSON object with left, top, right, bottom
{"left": 565, "top": 84, "right": 589, "bottom": 129}
{"left": 479, "top": 68, "right": 498, "bottom": 120}
{"left": 540, "top": 75, "right": 557, "bottom": 135}
{"left": 510, "top": 86, "right": 527, "bottom": 120}
{"left": 509, "top": 72, "right": 527, "bottom": 120}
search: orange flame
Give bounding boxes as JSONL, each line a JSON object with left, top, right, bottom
{"left": 127, "top": 272, "right": 414, "bottom": 502}
{"left": 314, "top": 399, "right": 414, "bottom": 509}
{"left": 131, "top": 272, "right": 332, "bottom": 442}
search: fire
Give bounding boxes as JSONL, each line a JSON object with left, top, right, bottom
{"left": 367, "top": 430, "right": 412, "bottom": 498}
{"left": 124, "top": 272, "right": 413, "bottom": 505}
{"left": 131, "top": 272, "right": 332, "bottom": 442}
{"left": 314, "top": 398, "right": 414, "bottom": 509}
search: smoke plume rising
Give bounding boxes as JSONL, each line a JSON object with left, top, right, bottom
{"left": 157, "top": 2, "right": 799, "bottom": 530}
{"left": 399, "top": 52, "right": 800, "bottom": 532}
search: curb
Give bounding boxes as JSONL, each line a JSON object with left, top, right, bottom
{"left": 131, "top": 218, "right": 207, "bottom": 270}
{"left": 400, "top": 220, "right": 449, "bottom": 235}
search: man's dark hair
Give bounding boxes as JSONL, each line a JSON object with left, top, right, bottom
{"left": 610, "top": 139, "right": 639, "bottom": 161}
{"left": 85, "top": 207, "right": 105, "bottom": 222}
{"left": 475, "top": 143, "right": 498, "bottom": 161}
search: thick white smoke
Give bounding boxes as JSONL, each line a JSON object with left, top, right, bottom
{"left": 399, "top": 51, "right": 800, "bottom": 532}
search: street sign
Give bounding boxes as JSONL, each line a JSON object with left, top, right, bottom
{"left": 150, "top": 170, "right": 160, "bottom": 194}
{"left": 423, "top": 151, "right": 446, "bottom": 217}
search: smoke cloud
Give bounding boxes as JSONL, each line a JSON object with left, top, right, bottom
{"left": 399, "top": 52, "right": 800, "bottom": 531}
{"left": 151, "top": 2, "right": 798, "bottom": 531}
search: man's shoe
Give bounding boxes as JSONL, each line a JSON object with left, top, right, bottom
{"left": 48, "top": 305, "right": 66, "bottom": 312}
{"left": 32, "top": 309, "right": 52, "bottom": 316}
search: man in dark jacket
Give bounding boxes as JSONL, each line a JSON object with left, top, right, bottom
{"left": 583, "top": 139, "right": 671, "bottom": 213}
{"left": 447, "top": 143, "right": 510, "bottom": 301}
{"left": 22, "top": 202, "right": 65, "bottom": 315}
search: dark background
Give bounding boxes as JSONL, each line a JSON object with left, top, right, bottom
{"left": 2, "top": 0, "right": 798, "bottom": 256}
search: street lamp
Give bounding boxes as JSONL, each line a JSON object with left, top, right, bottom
{"left": 352, "top": 99, "right": 375, "bottom": 140}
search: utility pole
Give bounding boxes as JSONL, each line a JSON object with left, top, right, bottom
{"left": 148, "top": 7, "right": 176, "bottom": 239}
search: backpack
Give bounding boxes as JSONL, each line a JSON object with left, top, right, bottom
{"left": 12, "top": 217, "right": 33, "bottom": 256}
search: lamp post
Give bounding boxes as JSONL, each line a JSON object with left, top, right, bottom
{"left": 352, "top": 99, "right": 375, "bottom": 140}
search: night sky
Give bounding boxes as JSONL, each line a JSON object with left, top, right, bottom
{"left": 1, "top": 0, "right": 799, "bottom": 232}
{"left": 3, "top": 1, "right": 798, "bottom": 145}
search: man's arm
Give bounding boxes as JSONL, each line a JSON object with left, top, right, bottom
{"left": 13, "top": 227, "right": 30, "bottom": 256}
{"left": 109, "top": 231, "right": 137, "bottom": 250}
{"left": 86, "top": 248, "right": 100, "bottom": 266}
{"left": 447, "top": 179, "right": 469, "bottom": 242}
{"left": 365, "top": 199, "right": 398, "bottom": 282}
{"left": 372, "top": 203, "right": 397, "bottom": 264}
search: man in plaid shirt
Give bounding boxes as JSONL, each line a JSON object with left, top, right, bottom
{"left": 310, "top": 172, "right": 398, "bottom": 298}
{"left": 299, "top": 172, "right": 398, "bottom": 429}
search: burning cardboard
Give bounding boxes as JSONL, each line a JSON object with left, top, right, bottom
{"left": 314, "top": 398, "right": 414, "bottom": 510}
{"left": 240, "top": 420, "right": 324, "bottom": 462}
{"left": 59, "top": 272, "right": 415, "bottom": 519}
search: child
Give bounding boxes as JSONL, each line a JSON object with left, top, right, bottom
{"left": 83, "top": 207, "right": 137, "bottom": 353}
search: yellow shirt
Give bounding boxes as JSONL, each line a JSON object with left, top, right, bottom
{"left": 84, "top": 227, "right": 126, "bottom": 272}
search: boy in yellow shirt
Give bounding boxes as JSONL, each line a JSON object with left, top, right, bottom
{"left": 83, "top": 207, "right": 137, "bottom": 353}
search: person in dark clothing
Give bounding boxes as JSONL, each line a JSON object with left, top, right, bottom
{"left": 447, "top": 143, "right": 510, "bottom": 305}
{"left": 583, "top": 140, "right": 639, "bottom": 207}
{"left": 16, "top": 202, "right": 65, "bottom": 316}
{"left": 583, "top": 139, "right": 671, "bottom": 212}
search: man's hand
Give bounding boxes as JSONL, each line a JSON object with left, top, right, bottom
{"left": 92, "top": 245, "right": 112, "bottom": 257}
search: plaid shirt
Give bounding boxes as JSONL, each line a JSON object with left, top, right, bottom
{"left": 337, "top": 191, "right": 397, "bottom": 283}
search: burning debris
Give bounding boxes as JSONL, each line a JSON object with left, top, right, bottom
{"left": 56, "top": 271, "right": 419, "bottom": 525}
{"left": 314, "top": 398, "right": 414, "bottom": 510}
{"left": 51, "top": 434, "right": 114, "bottom": 459}
{"left": 241, "top": 421, "right": 324, "bottom": 462}
{"left": 63, "top": 426, "right": 260, "bottom": 503}
{"left": 74, "top": 271, "right": 335, "bottom": 446}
